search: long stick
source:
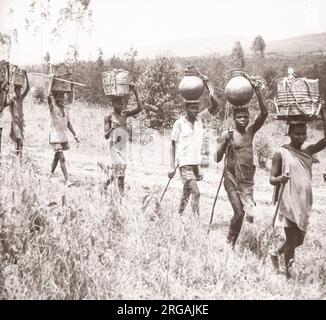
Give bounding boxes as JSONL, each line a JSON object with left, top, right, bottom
{"left": 159, "top": 165, "right": 179, "bottom": 203}
{"left": 31, "top": 73, "right": 88, "bottom": 87}
{"left": 261, "top": 182, "right": 286, "bottom": 265}
{"left": 271, "top": 182, "right": 285, "bottom": 229}
{"left": 207, "top": 165, "right": 226, "bottom": 235}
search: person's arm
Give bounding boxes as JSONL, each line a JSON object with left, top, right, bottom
{"left": 104, "top": 114, "right": 112, "bottom": 140}
{"left": 248, "top": 85, "right": 268, "bottom": 134}
{"left": 123, "top": 83, "right": 143, "bottom": 117}
{"left": 202, "top": 76, "right": 219, "bottom": 116}
{"left": 47, "top": 75, "right": 56, "bottom": 112}
{"left": 168, "top": 120, "right": 181, "bottom": 178}
{"left": 67, "top": 120, "right": 79, "bottom": 142}
{"left": 304, "top": 103, "right": 326, "bottom": 155}
{"left": 168, "top": 140, "right": 177, "bottom": 179}
{"left": 269, "top": 151, "right": 290, "bottom": 186}
{"left": 21, "top": 70, "right": 30, "bottom": 99}
{"left": 214, "top": 130, "right": 233, "bottom": 163}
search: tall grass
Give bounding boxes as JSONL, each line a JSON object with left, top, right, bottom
{"left": 0, "top": 99, "right": 325, "bottom": 299}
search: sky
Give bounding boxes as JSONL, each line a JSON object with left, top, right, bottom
{"left": 0, "top": 0, "right": 326, "bottom": 64}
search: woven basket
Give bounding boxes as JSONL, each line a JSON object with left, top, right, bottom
{"left": 102, "top": 69, "right": 130, "bottom": 96}
{"left": 274, "top": 77, "right": 321, "bottom": 120}
{"left": 50, "top": 63, "right": 72, "bottom": 92}
{"left": 11, "top": 65, "right": 25, "bottom": 86}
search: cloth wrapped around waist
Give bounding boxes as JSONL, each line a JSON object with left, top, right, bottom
{"left": 224, "top": 160, "right": 256, "bottom": 218}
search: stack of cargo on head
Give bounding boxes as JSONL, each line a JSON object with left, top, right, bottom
{"left": 274, "top": 69, "right": 322, "bottom": 123}
{"left": 224, "top": 69, "right": 253, "bottom": 109}
{"left": 178, "top": 65, "right": 205, "bottom": 103}
{"left": 102, "top": 69, "right": 131, "bottom": 105}
{"left": 11, "top": 64, "right": 25, "bottom": 87}
{"left": 50, "top": 63, "right": 72, "bottom": 92}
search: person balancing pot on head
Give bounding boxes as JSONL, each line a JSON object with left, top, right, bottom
{"left": 269, "top": 105, "right": 326, "bottom": 279}
{"left": 47, "top": 70, "right": 80, "bottom": 186}
{"left": 168, "top": 66, "right": 219, "bottom": 217}
{"left": 103, "top": 70, "right": 143, "bottom": 195}
{"left": 214, "top": 70, "right": 268, "bottom": 248}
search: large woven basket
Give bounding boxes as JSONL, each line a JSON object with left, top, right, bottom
{"left": 50, "top": 63, "right": 72, "bottom": 92}
{"left": 274, "top": 77, "right": 322, "bottom": 120}
{"left": 11, "top": 65, "right": 25, "bottom": 86}
{"left": 102, "top": 69, "right": 130, "bottom": 96}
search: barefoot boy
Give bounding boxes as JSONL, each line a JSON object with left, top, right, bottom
{"left": 168, "top": 77, "right": 218, "bottom": 217}
{"left": 7, "top": 69, "right": 30, "bottom": 156}
{"left": 269, "top": 105, "right": 326, "bottom": 279}
{"left": 214, "top": 79, "right": 268, "bottom": 247}
{"left": 48, "top": 77, "right": 79, "bottom": 185}
{"left": 104, "top": 83, "right": 142, "bottom": 194}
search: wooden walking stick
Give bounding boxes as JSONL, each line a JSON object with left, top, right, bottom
{"left": 159, "top": 164, "right": 179, "bottom": 203}
{"left": 207, "top": 145, "right": 230, "bottom": 235}
{"left": 271, "top": 182, "right": 286, "bottom": 229}
{"left": 262, "top": 178, "right": 287, "bottom": 264}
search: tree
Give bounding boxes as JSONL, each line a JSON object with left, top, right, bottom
{"left": 43, "top": 51, "right": 51, "bottom": 74}
{"left": 0, "top": 7, "right": 19, "bottom": 59}
{"left": 138, "top": 56, "right": 182, "bottom": 130}
{"left": 230, "top": 41, "right": 245, "bottom": 69}
{"left": 88, "top": 48, "right": 106, "bottom": 105}
{"left": 251, "top": 35, "right": 266, "bottom": 57}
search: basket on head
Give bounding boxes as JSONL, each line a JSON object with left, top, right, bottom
{"left": 102, "top": 69, "right": 131, "bottom": 97}
{"left": 11, "top": 64, "right": 25, "bottom": 87}
{"left": 274, "top": 77, "right": 321, "bottom": 121}
{"left": 50, "top": 63, "right": 72, "bottom": 92}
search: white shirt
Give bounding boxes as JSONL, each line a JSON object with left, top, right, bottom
{"left": 171, "top": 109, "right": 209, "bottom": 167}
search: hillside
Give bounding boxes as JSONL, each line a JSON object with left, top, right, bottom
{"left": 136, "top": 32, "right": 326, "bottom": 58}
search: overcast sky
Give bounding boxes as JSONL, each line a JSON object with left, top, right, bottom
{"left": 0, "top": 0, "right": 325, "bottom": 64}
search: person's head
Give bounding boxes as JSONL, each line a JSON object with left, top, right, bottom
{"left": 288, "top": 122, "right": 307, "bottom": 148}
{"left": 110, "top": 96, "right": 125, "bottom": 113}
{"left": 233, "top": 107, "right": 249, "bottom": 130}
{"left": 185, "top": 101, "right": 200, "bottom": 121}
{"left": 52, "top": 91, "right": 65, "bottom": 106}
{"left": 14, "top": 85, "right": 22, "bottom": 97}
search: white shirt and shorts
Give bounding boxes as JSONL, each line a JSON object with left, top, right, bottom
{"left": 171, "top": 109, "right": 209, "bottom": 183}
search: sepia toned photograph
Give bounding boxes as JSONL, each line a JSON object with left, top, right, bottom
{"left": 0, "top": 0, "right": 325, "bottom": 301}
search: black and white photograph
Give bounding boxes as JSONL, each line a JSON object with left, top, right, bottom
{"left": 0, "top": 0, "right": 325, "bottom": 302}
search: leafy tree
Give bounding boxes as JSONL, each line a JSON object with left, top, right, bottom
{"left": 230, "top": 41, "right": 245, "bottom": 68}
{"left": 251, "top": 35, "right": 266, "bottom": 57}
{"left": 138, "top": 56, "right": 182, "bottom": 130}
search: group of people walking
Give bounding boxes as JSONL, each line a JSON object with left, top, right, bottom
{"left": 0, "top": 61, "right": 325, "bottom": 280}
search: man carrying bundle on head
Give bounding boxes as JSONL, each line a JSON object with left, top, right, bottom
{"left": 168, "top": 66, "right": 219, "bottom": 217}
{"left": 103, "top": 70, "right": 143, "bottom": 195}
{"left": 214, "top": 71, "right": 268, "bottom": 248}
{"left": 0, "top": 61, "right": 10, "bottom": 154}
{"left": 47, "top": 64, "right": 80, "bottom": 186}
{"left": 269, "top": 108, "right": 326, "bottom": 279}
{"left": 7, "top": 67, "right": 30, "bottom": 156}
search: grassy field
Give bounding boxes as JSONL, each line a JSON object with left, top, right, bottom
{"left": 0, "top": 97, "right": 325, "bottom": 299}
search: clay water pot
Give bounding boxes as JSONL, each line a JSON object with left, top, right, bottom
{"left": 224, "top": 69, "right": 253, "bottom": 106}
{"left": 179, "top": 66, "right": 205, "bottom": 100}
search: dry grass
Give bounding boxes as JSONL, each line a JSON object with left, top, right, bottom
{"left": 0, "top": 98, "right": 325, "bottom": 299}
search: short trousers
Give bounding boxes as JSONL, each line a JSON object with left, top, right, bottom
{"left": 51, "top": 142, "right": 70, "bottom": 152}
{"left": 112, "top": 164, "right": 127, "bottom": 178}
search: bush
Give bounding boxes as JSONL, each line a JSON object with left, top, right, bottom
{"left": 32, "top": 87, "right": 46, "bottom": 104}
{"left": 254, "top": 134, "right": 273, "bottom": 169}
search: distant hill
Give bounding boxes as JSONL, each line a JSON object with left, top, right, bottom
{"left": 136, "top": 32, "right": 326, "bottom": 58}
{"left": 266, "top": 32, "right": 326, "bottom": 54}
